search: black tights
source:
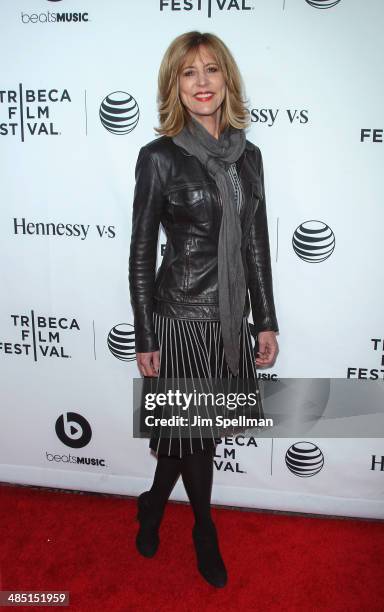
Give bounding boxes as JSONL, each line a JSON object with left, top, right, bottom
{"left": 148, "top": 446, "right": 215, "bottom": 529}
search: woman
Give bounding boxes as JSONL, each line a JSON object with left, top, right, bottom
{"left": 129, "top": 31, "right": 279, "bottom": 588}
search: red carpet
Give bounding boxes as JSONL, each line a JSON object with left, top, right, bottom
{"left": 0, "top": 483, "right": 383, "bottom": 611}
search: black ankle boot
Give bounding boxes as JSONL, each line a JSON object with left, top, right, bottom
{"left": 135, "top": 491, "right": 165, "bottom": 558}
{"left": 192, "top": 521, "right": 228, "bottom": 588}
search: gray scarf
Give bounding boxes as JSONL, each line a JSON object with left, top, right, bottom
{"left": 172, "top": 115, "right": 246, "bottom": 376}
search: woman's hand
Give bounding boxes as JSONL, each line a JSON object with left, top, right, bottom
{"left": 136, "top": 351, "right": 160, "bottom": 377}
{"left": 255, "top": 331, "right": 278, "bottom": 368}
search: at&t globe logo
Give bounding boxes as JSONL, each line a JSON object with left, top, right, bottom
{"left": 99, "top": 91, "right": 139, "bottom": 134}
{"left": 285, "top": 441, "right": 324, "bottom": 477}
{"left": 305, "top": 0, "right": 341, "bottom": 8}
{"left": 107, "top": 323, "right": 136, "bottom": 361}
{"left": 292, "top": 220, "right": 335, "bottom": 262}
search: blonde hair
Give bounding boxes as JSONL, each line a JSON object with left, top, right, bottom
{"left": 154, "top": 31, "right": 251, "bottom": 137}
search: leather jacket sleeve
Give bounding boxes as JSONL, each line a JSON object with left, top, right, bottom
{"left": 246, "top": 149, "right": 279, "bottom": 335}
{"left": 128, "top": 146, "right": 164, "bottom": 353}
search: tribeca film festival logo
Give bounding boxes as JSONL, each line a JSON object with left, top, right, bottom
{"left": 0, "top": 86, "right": 71, "bottom": 141}
{"left": 360, "top": 128, "right": 384, "bottom": 144}
{"left": 214, "top": 435, "right": 260, "bottom": 473}
{"left": 292, "top": 220, "right": 335, "bottom": 262}
{"left": 47, "top": 412, "right": 107, "bottom": 467}
{"left": 0, "top": 86, "right": 139, "bottom": 141}
{"left": 285, "top": 441, "right": 324, "bottom": 477}
{"left": 99, "top": 92, "right": 139, "bottom": 135}
{"left": 159, "top": 0, "right": 254, "bottom": 18}
{"left": 107, "top": 323, "right": 137, "bottom": 362}
{"left": 159, "top": 0, "right": 341, "bottom": 17}
{"left": 0, "top": 310, "right": 79, "bottom": 361}
{"left": 20, "top": 1, "right": 89, "bottom": 24}
{"left": 347, "top": 338, "right": 384, "bottom": 380}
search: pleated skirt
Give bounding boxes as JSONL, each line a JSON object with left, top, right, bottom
{"left": 142, "top": 312, "right": 265, "bottom": 458}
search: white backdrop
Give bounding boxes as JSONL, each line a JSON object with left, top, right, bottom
{"left": 0, "top": 0, "right": 383, "bottom": 519}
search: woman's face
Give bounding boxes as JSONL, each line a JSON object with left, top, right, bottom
{"left": 178, "top": 45, "right": 226, "bottom": 121}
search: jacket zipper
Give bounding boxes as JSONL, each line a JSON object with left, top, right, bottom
{"left": 184, "top": 230, "right": 192, "bottom": 294}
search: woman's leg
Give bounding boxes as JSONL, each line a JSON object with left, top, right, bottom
{"left": 180, "top": 446, "right": 215, "bottom": 530}
{"left": 136, "top": 453, "right": 181, "bottom": 557}
{"left": 148, "top": 453, "right": 182, "bottom": 507}
{"left": 180, "top": 445, "right": 227, "bottom": 588}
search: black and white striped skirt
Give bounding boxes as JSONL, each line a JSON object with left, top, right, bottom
{"left": 143, "top": 312, "right": 265, "bottom": 458}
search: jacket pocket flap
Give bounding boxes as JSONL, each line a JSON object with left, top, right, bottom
{"left": 251, "top": 176, "right": 263, "bottom": 200}
{"left": 169, "top": 187, "right": 205, "bottom": 207}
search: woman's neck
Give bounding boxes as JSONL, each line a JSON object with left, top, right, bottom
{"left": 188, "top": 110, "right": 221, "bottom": 139}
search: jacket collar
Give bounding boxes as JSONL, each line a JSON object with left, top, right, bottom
{"left": 178, "top": 139, "right": 251, "bottom": 160}
{"left": 177, "top": 139, "right": 249, "bottom": 184}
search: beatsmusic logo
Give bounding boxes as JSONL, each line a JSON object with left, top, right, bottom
{"left": 55, "top": 412, "right": 92, "bottom": 448}
{"left": 0, "top": 310, "right": 80, "bottom": 361}
{"left": 45, "top": 452, "right": 107, "bottom": 467}
{"left": 50, "top": 412, "right": 108, "bottom": 468}
{"left": 21, "top": 1, "right": 89, "bottom": 24}
{"left": 21, "top": 14, "right": 89, "bottom": 23}
{"left": 0, "top": 85, "right": 71, "bottom": 141}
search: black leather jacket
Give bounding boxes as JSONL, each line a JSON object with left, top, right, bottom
{"left": 129, "top": 135, "right": 279, "bottom": 353}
